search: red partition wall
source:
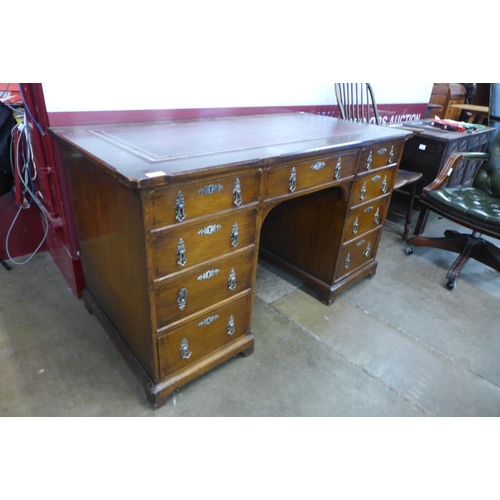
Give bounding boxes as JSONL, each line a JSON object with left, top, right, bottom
{"left": 47, "top": 103, "right": 427, "bottom": 127}
{"left": 1, "top": 84, "right": 48, "bottom": 269}
{"left": 0, "top": 195, "right": 47, "bottom": 262}
{"left": 14, "top": 84, "right": 84, "bottom": 297}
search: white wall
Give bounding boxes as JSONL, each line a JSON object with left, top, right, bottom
{"left": 41, "top": 82, "right": 433, "bottom": 113}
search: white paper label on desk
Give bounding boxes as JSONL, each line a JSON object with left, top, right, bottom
{"left": 419, "top": 144, "right": 426, "bottom": 151}
{"left": 145, "top": 171, "right": 166, "bottom": 178}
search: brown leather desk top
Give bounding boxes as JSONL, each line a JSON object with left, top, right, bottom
{"left": 50, "top": 113, "right": 412, "bottom": 188}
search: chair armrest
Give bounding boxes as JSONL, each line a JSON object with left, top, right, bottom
{"left": 421, "top": 151, "right": 490, "bottom": 195}
{"left": 461, "top": 152, "right": 491, "bottom": 160}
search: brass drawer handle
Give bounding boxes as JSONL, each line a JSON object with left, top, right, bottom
{"left": 335, "top": 158, "right": 342, "bottom": 180}
{"left": 374, "top": 207, "right": 380, "bottom": 225}
{"left": 198, "top": 184, "right": 223, "bottom": 195}
{"left": 360, "top": 182, "right": 367, "bottom": 201}
{"left": 388, "top": 145, "right": 395, "bottom": 164}
{"left": 178, "top": 288, "right": 188, "bottom": 310}
{"left": 180, "top": 338, "right": 192, "bottom": 359}
{"left": 352, "top": 217, "right": 359, "bottom": 234}
{"left": 344, "top": 253, "right": 351, "bottom": 270}
{"left": 198, "top": 224, "right": 222, "bottom": 236}
{"left": 364, "top": 242, "right": 371, "bottom": 257}
{"left": 228, "top": 268, "right": 237, "bottom": 291}
{"left": 289, "top": 167, "right": 297, "bottom": 193}
{"left": 199, "top": 315, "right": 219, "bottom": 327}
{"left": 381, "top": 175, "right": 388, "bottom": 194}
{"left": 227, "top": 315, "right": 235, "bottom": 336}
{"left": 233, "top": 178, "right": 242, "bottom": 206}
{"left": 198, "top": 269, "right": 220, "bottom": 281}
{"left": 175, "top": 191, "right": 186, "bottom": 222}
{"left": 176, "top": 238, "right": 187, "bottom": 266}
{"left": 310, "top": 161, "right": 326, "bottom": 171}
{"left": 231, "top": 222, "right": 239, "bottom": 247}
{"left": 366, "top": 151, "right": 373, "bottom": 171}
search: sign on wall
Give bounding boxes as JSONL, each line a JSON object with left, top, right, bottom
{"left": 40, "top": 82, "right": 433, "bottom": 126}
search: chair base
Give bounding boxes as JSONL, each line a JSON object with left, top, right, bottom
{"left": 406, "top": 230, "right": 500, "bottom": 289}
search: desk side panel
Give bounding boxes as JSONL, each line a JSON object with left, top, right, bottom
{"left": 58, "top": 141, "right": 156, "bottom": 379}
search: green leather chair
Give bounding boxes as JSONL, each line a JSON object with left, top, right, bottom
{"left": 406, "top": 130, "right": 500, "bottom": 290}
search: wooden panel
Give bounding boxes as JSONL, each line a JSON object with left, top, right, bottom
{"left": 343, "top": 195, "right": 391, "bottom": 244}
{"left": 59, "top": 142, "right": 156, "bottom": 379}
{"left": 154, "top": 248, "right": 255, "bottom": 330}
{"left": 150, "top": 207, "right": 257, "bottom": 280}
{"left": 145, "top": 171, "right": 260, "bottom": 230}
{"left": 260, "top": 186, "right": 347, "bottom": 283}
{"left": 350, "top": 166, "right": 398, "bottom": 208}
{"left": 158, "top": 293, "right": 252, "bottom": 379}
{"left": 265, "top": 151, "right": 357, "bottom": 200}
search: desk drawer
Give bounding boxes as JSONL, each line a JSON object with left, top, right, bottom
{"left": 351, "top": 166, "right": 398, "bottom": 207}
{"left": 157, "top": 293, "right": 252, "bottom": 379}
{"left": 343, "top": 195, "right": 391, "bottom": 244}
{"left": 145, "top": 171, "right": 260, "bottom": 230}
{"left": 265, "top": 152, "right": 357, "bottom": 199}
{"left": 151, "top": 208, "right": 257, "bottom": 279}
{"left": 154, "top": 249, "right": 255, "bottom": 330}
{"left": 336, "top": 228, "right": 381, "bottom": 280}
{"left": 358, "top": 140, "right": 404, "bottom": 172}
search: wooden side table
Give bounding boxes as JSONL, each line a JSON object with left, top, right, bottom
{"left": 391, "top": 170, "right": 423, "bottom": 240}
{"left": 399, "top": 120, "right": 495, "bottom": 198}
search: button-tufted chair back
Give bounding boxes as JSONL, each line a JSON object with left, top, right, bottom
{"left": 473, "top": 130, "right": 500, "bottom": 197}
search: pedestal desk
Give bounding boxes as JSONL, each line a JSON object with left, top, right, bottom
{"left": 50, "top": 113, "right": 411, "bottom": 408}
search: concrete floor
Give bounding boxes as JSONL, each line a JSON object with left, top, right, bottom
{"left": 2, "top": 211, "right": 500, "bottom": 417}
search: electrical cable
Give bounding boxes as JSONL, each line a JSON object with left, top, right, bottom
{"left": 5, "top": 203, "right": 49, "bottom": 265}
{"left": 4, "top": 107, "right": 49, "bottom": 265}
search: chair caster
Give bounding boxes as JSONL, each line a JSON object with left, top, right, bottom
{"left": 446, "top": 280, "right": 456, "bottom": 290}
{"left": 405, "top": 246, "right": 414, "bottom": 255}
